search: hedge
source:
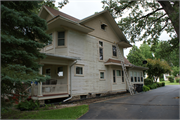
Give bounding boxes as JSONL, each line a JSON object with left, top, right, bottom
{"left": 143, "top": 85, "right": 150, "bottom": 92}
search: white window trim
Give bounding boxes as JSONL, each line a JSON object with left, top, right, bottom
{"left": 74, "top": 64, "right": 84, "bottom": 77}
{"left": 57, "top": 31, "right": 67, "bottom": 47}
{"left": 99, "top": 70, "right": 105, "bottom": 81}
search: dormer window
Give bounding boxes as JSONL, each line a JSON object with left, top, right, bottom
{"left": 101, "top": 23, "right": 107, "bottom": 30}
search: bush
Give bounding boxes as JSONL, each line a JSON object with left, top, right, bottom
{"left": 147, "top": 83, "right": 157, "bottom": 89}
{"left": 161, "top": 82, "right": 165, "bottom": 86}
{"left": 16, "top": 100, "right": 39, "bottom": 111}
{"left": 168, "top": 76, "right": 174, "bottom": 83}
{"left": 143, "top": 85, "right": 150, "bottom": 92}
{"left": 155, "top": 82, "right": 162, "bottom": 87}
{"left": 160, "top": 78, "right": 164, "bottom": 81}
{"left": 176, "top": 78, "right": 180, "bottom": 83}
{"left": 144, "top": 78, "right": 153, "bottom": 85}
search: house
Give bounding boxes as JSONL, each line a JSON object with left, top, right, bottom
{"left": 30, "top": 6, "right": 148, "bottom": 104}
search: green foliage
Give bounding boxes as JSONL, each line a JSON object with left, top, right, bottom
{"left": 127, "top": 45, "right": 146, "bottom": 67}
{"left": 175, "top": 78, "right": 180, "bottom": 83}
{"left": 17, "top": 100, "right": 40, "bottom": 110}
{"left": 102, "top": 0, "right": 179, "bottom": 46}
{"left": 160, "top": 78, "right": 164, "bottom": 81}
{"left": 172, "top": 66, "right": 180, "bottom": 77}
{"left": 167, "top": 76, "right": 174, "bottom": 83}
{"left": 146, "top": 59, "right": 171, "bottom": 82}
{"left": 144, "top": 78, "right": 153, "bottom": 85}
{"left": 147, "top": 83, "right": 157, "bottom": 89}
{"left": 161, "top": 82, "right": 165, "bottom": 86}
{"left": 139, "top": 43, "right": 154, "bottom": 59}
{"left": 1, "top": 1, "right": 51, "bottom": 107}
{"left": 143, "top": 85, "right": 150, "bottom": 92}
{"left": 151, "top": 40, "right": 179, "bottom": 67}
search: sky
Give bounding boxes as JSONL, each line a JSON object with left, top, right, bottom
{"left": 54, "top": 0, "right": 171, "bottom": 57}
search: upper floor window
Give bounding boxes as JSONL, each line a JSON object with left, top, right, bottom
{"left": 47, "top": 33, "right": 52, "bottom": 45}
{"left": 112, "top": 45, "right": 117, "bottom": 57}
{"left": 130, "top": 71, "right": 133, "bottom": 82}
{"left": 99, "top": 41, "right": 103, "bottom": 60}
{"left": 101, "top": 23, "right": 107, "bottom": 30}
{"left": 58, "top": 32, "right": 65, "bottom": 46}
{"left": 116, "top": 70, "right": 121, "bottom": 76}
{"left": 75, "top": 64, "right": 84, "bottom": 76}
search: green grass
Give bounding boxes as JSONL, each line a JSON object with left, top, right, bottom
{"left": 159, "top": 80, "right": 179, "bottom": 85}
{"left": 2, "top": 104, "right": 89, "bottom": 119}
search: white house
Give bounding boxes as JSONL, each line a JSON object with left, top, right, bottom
{"left": 30, "top": 6, "right": 148, "bottom": 103}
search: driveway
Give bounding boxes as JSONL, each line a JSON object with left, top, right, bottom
{"left": 79, "top": 85, "right": 180, "bottom": 119}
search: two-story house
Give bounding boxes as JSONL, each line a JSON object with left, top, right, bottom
{"left": 31, "top": 6, "right": 148, "bottom": 104}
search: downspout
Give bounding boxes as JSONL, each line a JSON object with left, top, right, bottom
{"left": 63, "top": 60, "right": 77, "bottom": 102}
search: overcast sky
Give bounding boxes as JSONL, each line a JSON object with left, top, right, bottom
{"left": 54, "top": 0, "right": 170, "bottom": 57}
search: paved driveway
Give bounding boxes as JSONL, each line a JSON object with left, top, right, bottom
{"left": 80, "top": 85, "right": 180, "bottom": 119}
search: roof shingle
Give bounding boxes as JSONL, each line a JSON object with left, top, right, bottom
{"left": 105, "top": 57, "right": 132, "bottom": 65}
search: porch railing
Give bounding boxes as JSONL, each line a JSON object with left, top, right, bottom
{"left": 31, "top": 84, "right": 68, "bottom": 96}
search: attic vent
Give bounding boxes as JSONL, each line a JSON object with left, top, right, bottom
{"left": 101, "top": 23, "right": 107, "bottom": 30}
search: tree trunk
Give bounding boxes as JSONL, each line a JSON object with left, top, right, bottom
{"left": 157, "top": 1, "right": 179, "bottom": 38}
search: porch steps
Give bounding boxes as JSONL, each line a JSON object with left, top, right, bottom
{"left": 114, "top": 42, "right": 134, "bottom": 95}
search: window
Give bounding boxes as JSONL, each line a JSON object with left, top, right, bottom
{"left": 45, "top": 68, "right": 51, "bottom": 76}
{"left": 75, "top": 65, "right": 84, "bottom": 76}
{"left": 100, "top": 72, "right": 105, "bottom": 80}
{"left": 138, "top": 72, "right": 140, "bottom": 82}
{"left": 122, "top": 70, "right": 124, "bottom": 82}
{"left": 47, "top": 33, "right": 52, "bottom": 45}
{"left": 112, "top": 45, "right": 117, "bottom": 57}
{"left": 134, "top": 72, "right": 137, "bottom": 82}
{"left": 101, "top": 23, "right": 107, "bottom": 30}
{"left": 141, "top": 72, "right": 143, "bottom": 82}
{"left": 57, "top": 67, "right": 63, "bottom": 77}
{"left": 113, "top": 70, "right": 116, "bottom": 83}
{"left": 99, "top": 41, "right": 103, "bottom": 60}
{"left": 58, "top": 32, "right": 65, "bottom": 46}
{"left": 130, "top": 71, "right": 133, "bottom": 82}
{"left": 116, "top": 70, "right": 121, "bottom": 76}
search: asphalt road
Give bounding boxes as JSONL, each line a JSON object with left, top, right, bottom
{"left": 79, "top": 85, "right": 180, "bottom": 119}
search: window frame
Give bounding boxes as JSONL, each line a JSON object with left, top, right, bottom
{"left": 141, "top": 72, "right": 143, "bottom": 82}
{"left": 122, "top": 70, "right": 125, "bottom": 83}
{"left": 74, "top": 64, "right": 84, "bottom": 77}
{"left": 99, "top": 41, "right": 104, "bottom": 61}
{"left": 99, "top": 70, "right": 105, "bottom": 81}
{"left": 112, "top": 45, "right": 117, "bottom": 57}
{"left": 101, "top": 23, "right": 107, "bottom": 31}
{"left": 57, "top": 31, "right": 66, "bottom": 47}
{"left": 130, "top": 71, "right": 134, "bottom": 82}
{"left": 116, "top": 70, "right": 121, "bottom": 77}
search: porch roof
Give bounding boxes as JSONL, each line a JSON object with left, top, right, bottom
{"left": 104, "top": 58, "right": 148, "bottom": 70}
{"left": 44, "top": 53, "right": 81, "bottom": 60}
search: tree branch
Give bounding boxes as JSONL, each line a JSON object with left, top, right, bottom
{"left": 137, "top": 8, "right": 163, "bottom": 20}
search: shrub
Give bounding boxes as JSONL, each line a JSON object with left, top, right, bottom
{"left": 168, "top": 76, "right": 174, "bottom": 83}
{"left": 143, "top": 85, "right": 150, "bottom": 92}
{"left": 176, "top": 78, "right": 180, "bottom": 83}
{"left": 160, "top": 78, "right": 164, "bottom": 81}
{"left": 17, "top": 100, "right": 39, "bottom": 111}
{"left": 147, "top": 83, "right": 157, "bottom": 89}
{"left": 144, "top": 78, "right": 153, "bottom": 85}
{"left": 155, "top": 82, "right": 162, "bottom": 87}
{"left": 161, "top": 82, "right": 165, "bottom": 86}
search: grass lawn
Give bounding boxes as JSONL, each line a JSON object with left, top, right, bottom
{"left": 2, "top": 104, "right": 89, "bottom": 119}
{"left": 159, "top": 80, "right": 179, "bottom": 85}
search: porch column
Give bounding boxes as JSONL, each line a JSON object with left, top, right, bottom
{"left": 38, "top": 66, "right": 43, "bottom": 96}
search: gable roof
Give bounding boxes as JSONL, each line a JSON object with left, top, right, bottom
{"left": 44, "top": 6, "right": 80, "bottom": 22}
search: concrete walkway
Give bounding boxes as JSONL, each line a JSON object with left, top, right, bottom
{"left": 79, "top": 85, "right": 180, "bottom": 119}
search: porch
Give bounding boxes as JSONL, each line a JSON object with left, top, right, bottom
{"left": 31, "top": 53, "right": 80, "bottom": 100}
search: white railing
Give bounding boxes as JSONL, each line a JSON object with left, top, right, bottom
{"left": 31, "top": 84, "right": 68, "bottom": 96}
{"left": 42, "top": 84, "right": 68, "bottom": 95}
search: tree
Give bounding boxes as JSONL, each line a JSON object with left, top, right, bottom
{"left": 172, "top": 66, "right": 180, "bottom": 77}
{"left": 102, "top": 0, "right": 179, "bottom": 48}
{"left": 139, "top": 43, "right": 154, "bottom": 59}
{"left": 127, "top": 45, "right": 146, "bottom": 67}
{"left": 146, "top": 59, "right": 171, "bottom": 82}
{"left": 151, "top": 40, "right": 179, "bottom": 67}
{"left": 1, "top": 1, "right": 51, "bottom": 108}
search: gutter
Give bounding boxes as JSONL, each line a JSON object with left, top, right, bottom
{"left": 63, "top": 60, "right": 77, "bottom": 102}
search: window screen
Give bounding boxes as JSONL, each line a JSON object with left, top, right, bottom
{"left": 76, "top": 67, "right": 83, "bottom": 74}
{"left": 58, "top": 32, "right": 65, "bottom": 46}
